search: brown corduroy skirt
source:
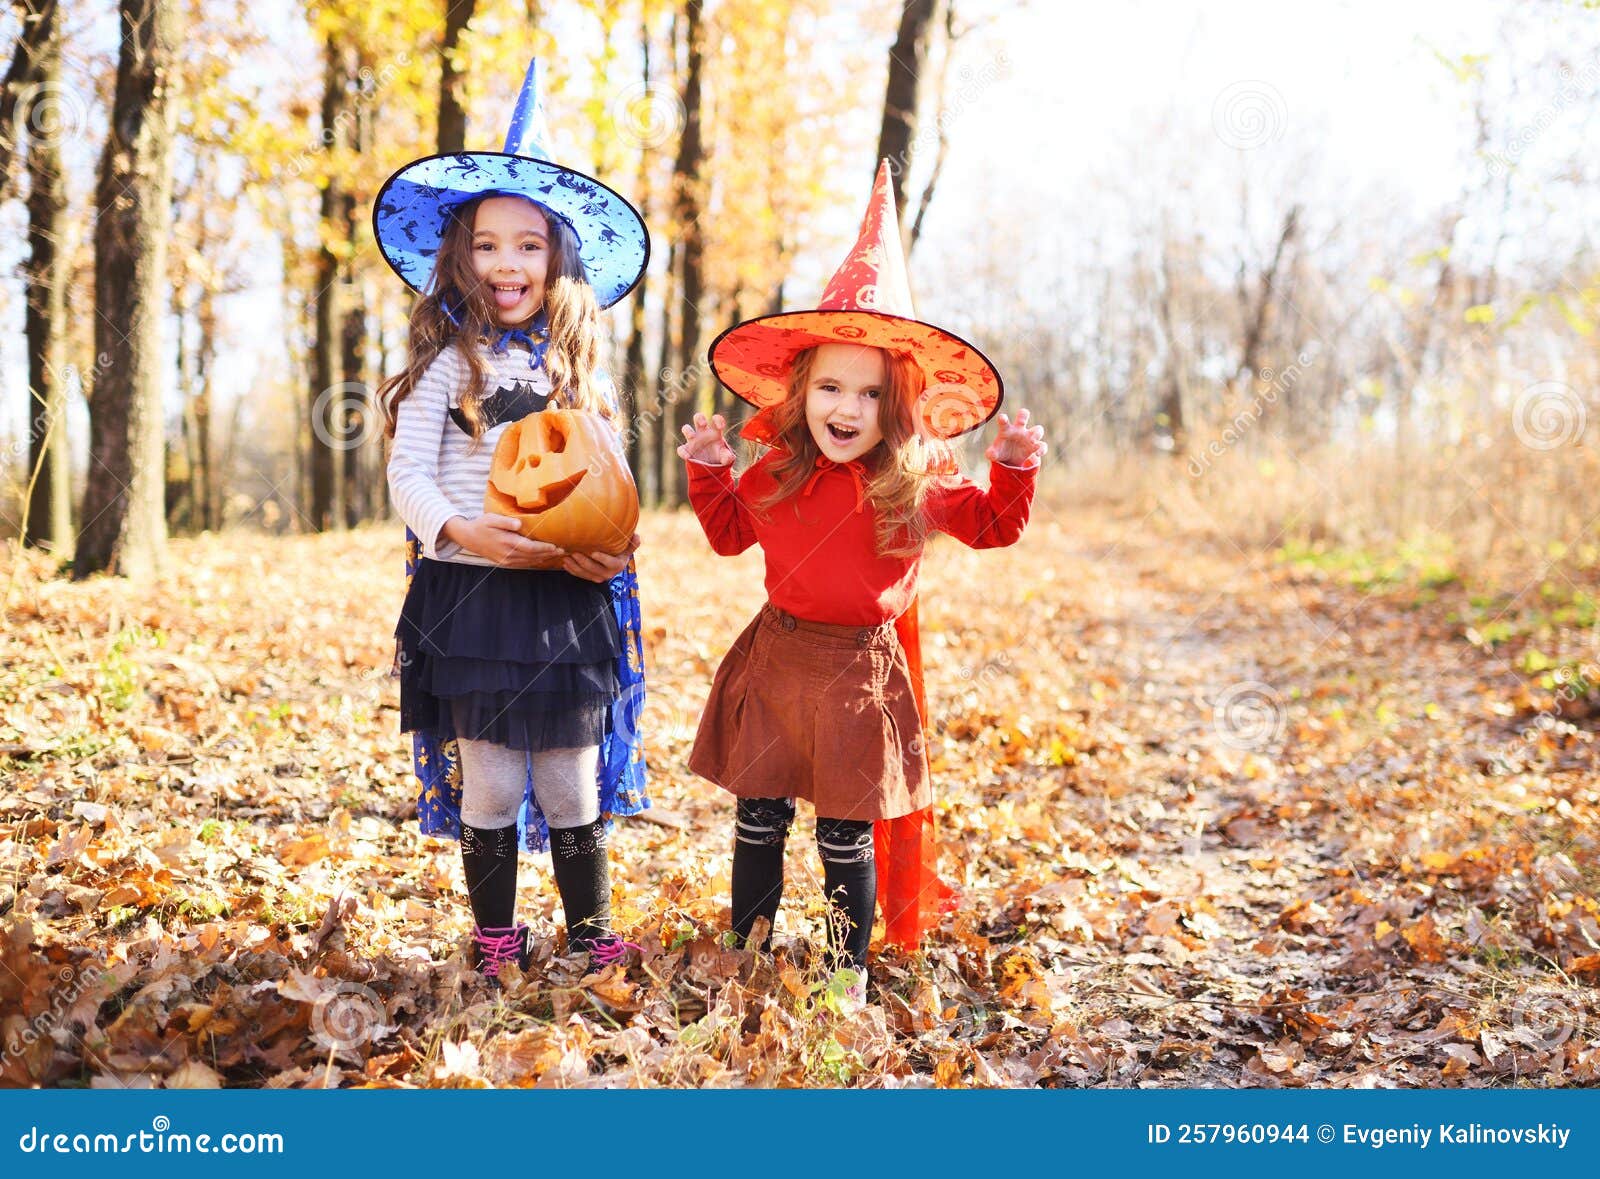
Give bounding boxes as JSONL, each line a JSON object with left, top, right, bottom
{"left": 688, "top": 604, "right": 930, "bottom": 821}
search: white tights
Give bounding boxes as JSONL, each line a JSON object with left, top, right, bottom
{"left": 454, "top": 737, "right": 600, "bottom": 830}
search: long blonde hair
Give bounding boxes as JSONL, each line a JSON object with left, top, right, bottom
{"left": 753, "top": 345, "right": 955, "bottom": 557}
{"left": 379, "top": 193, "right": 609, "bottom": 441}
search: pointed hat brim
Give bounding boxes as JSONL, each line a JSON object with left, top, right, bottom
{"left": 373, "top": 151, "right": 649, "bottom": 309}
{"left": 373, "top": 62, "right": 648, "bottom": 309}
{"left": 708, "top": 310, "right": 1002, "bottom": 440}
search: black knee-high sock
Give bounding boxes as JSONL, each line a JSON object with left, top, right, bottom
{"left": 732, "top": 798, "right": 795, "bottom": 950}
{"left": 460, "top": 822, "right": 520, "bottom": 930}
{"left": 550, "top": 819, "right": 612, "bottom": 948}
{"left": 816, "top": 817, "right": 876, "bottom": 972}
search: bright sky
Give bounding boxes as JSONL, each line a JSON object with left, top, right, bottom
{"left": 905, "top": 0, "right": 1595, "bottom": 311}
{"left": 746, "top": 0, "right": 1596, "bottom": 331}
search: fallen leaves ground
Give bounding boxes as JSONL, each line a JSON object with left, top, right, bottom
{"left": 1, "top": 499, "right": 1596, "bottom": 1088}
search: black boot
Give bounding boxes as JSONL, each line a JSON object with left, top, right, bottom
{"left": 469, "top": 922, "right": 531, "bottom": 979}
{"left": 732, "top": 797, "right": 795, "bottom": 951}
{"left": 460, "top": 822, "right": 527, "bottom": 979}
{"left": 550, "top": 819, "right": 615, "bottom": 951}
{"left": 817, "top": 817, "right": 876, "bottom": 974}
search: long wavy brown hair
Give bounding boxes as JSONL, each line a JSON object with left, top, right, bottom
{"left": 752, "top": 345, "right": 956, "bottom": 557}
{"left": 379, "top": 193, "right": 609, "bottom": 444}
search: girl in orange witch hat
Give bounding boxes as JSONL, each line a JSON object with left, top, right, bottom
{"left": 677, "top": 161, "right": 1047, "bottom": 980}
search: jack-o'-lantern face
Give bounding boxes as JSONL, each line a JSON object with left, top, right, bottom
{"left": 485, "top": 409, "right": 640, "bottom": 561}
{"left": 499, "top": 414, "right": 587, "bottom": 511}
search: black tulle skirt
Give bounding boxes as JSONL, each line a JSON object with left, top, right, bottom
{"left": 395, "top": 558, "right": 621, "bottom": 751}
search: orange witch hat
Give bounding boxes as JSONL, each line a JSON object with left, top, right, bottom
{"left": 708, "top": 160, "right": 1003, "bottom": 441}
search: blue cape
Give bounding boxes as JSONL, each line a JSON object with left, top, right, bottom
{"left": 404, "top": 531, "right": 650, "bottom": 851}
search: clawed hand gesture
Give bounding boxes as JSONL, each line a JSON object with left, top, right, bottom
{"left": 677, "top": 412, "right": 736, "bottom": 466}
{"left": 986, "top": 409, "right": 1047, "bottom": 468}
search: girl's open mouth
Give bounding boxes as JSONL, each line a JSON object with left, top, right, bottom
{"left": 826, "top": 423, "right": 860, "bottom": 443}
{"left": 492, "top": 283, "right": 528, "bottom": 310}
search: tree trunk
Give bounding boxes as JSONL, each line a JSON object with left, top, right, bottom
{"left": 282, "top": 246, "right": 309, "bottom": 526}
{"left": 195, "top": 275, "right": 218, "bottom": 529}
{"left": 16, "top": 0, "right": 71, "bottom": 552}
{"left": 666, "top": 0, "right": 705, "bottom": 508}
{"left": 0, "top": 0, "right": 60, "bottom": 192}
{"left": 1233, "top": 204, "right": 1301, "bottom": 396}
{"left": 1156, "top": 239, "right": 1188, "bottom": 455}
{"left": 437, "top": 0, "right": 479, "bottom": 153}
{"left": 874, "top": 0, "right": 940, "bottom": 227}
{"left": 341, "top": 55, "right": 374, "bottom": 527}
{"left": 620, "top": 15, "right": 653, "bottom": 495}
{"left": 76, "top": 0, "right": 179, "bottom": 580}
{"left": 340, "top": 273, "right": 367, "bottom": 527}
{"left": 308, "top": 36, "right": 348, "bottom": 532}
{"left": 174, "top": 301, "right": 195, "bottom": 530}
{"left": 651, "top": 238, "right": 677, "bottom": 508}
{"left": 172, "top": 195, "right": 220, "bottom": 534}
{"left": 375, "top": 291, "right": 399, "bottom": 520}
{"left": 906, "top": 0, "right": 957, "bottom": 256}
{"left": 622, "top": 279, "right": 650, "bottom": 495}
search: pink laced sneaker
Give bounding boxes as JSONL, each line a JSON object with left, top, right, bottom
{"left": 470, "top": 922, "right": 531, "bottom": 979}
{"left": 581, "top": 934, "right": 640, "bottom": 968}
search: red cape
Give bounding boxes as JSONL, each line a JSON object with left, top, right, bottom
{"left": 878, "top": 598, "right": 956, "bottom": 947}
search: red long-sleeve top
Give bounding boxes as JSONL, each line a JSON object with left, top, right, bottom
{"left": 685, "top": 451, "right": 1038, "bottom": 625}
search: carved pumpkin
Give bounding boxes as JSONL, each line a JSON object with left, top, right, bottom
{"left": 484, "top": 409, "right": 640, "bottom": 568}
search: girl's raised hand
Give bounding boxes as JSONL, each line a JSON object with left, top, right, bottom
{"left": 985, "top": 408, "right": 1047, "bottom": 469}
{"left": 677, "top": 412, "right": 735, "bottom": 466}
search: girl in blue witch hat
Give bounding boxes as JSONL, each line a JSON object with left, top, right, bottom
{"left": 375, "top": 60, "right": 651, "bottom": 980}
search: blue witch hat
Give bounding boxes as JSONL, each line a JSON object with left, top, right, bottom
{"left": 373, "top": 59, "right": 649, "bottom": 309}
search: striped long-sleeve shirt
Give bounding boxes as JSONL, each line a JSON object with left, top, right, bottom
{"left": 386, "top": 342, "right": 566, "bottom": 567}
